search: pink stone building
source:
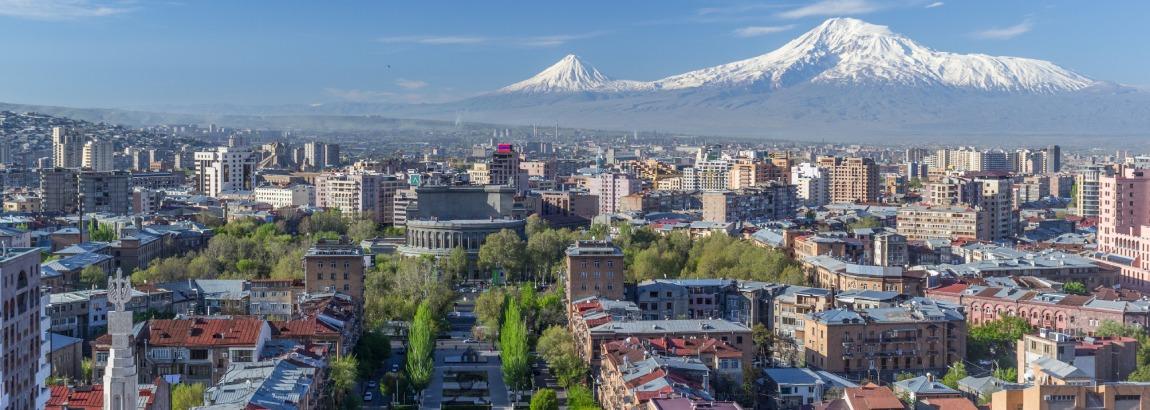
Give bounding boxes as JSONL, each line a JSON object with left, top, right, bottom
{"left": 1096, "top": 166, "right": 1150, "bottom": 289}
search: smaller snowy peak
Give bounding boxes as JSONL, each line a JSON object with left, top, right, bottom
{"left": 499, "top": 54, "right": 650, "bottom": 94}
{"left": 500, "top": 54, "right": 610, "bottom": 93}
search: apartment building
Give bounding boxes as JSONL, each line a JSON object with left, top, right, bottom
{"left": 817, "top": 156, "right": 880, "bottom": 204}
{"left": 81, "top": 140, "right": 115, "bottom": 171}
{"left": 1017, "top": 329, "right": 1137, "bottom": 384}
{"left": 41, "top": 167, "right": 80, "bottom": 213}
{"left": 0, "top": 247, "right": 45, "bottom": 410}
{"left": 303, "top": 241, "right": 366, "bottom": 304}
{"left": 803, "top": 255, "right": 927, "bottom": 296}
{"left": 791, "top": 162, "right": 830, "bottom": 207}
{"left": 700, "top": 184, "right": 797, "bottom": 223}
{"left": 315, "top": 172, "right": 407, "bottom": 224}
{"left": 926, "top": 283, "right": 1150, "bottom": 334}
{"left": 728, "top": 158, "right": 788, "bottom": 189}
{"left": 896, "top": 204, "right": 987, "bottom": 241}
{"left": 564, "top": 240, "right": 625, "bottom": 302}
{"left": 635, "top": 279, "right": 737, "bottom": 320}
{"left": 990, "top": 382, "right": 1150, "bottom": 410}
{"left": 78, "top": 171, "right": 131, "bottom": 215}
{"left": 536, "top": 190, "right": 598, "bottom": 228}
{"left": 126, "top": 317, "right": 271, "bottom": 385}
{"left": 52, "top": 126, "right": 84, "bottom": 169}
{"left": 254, "top": 185, "right": 315, "bottom": 208}
{"left": 1096, "top": 166, "right": 1150, "bottom": 289}
{"left": 598, "top": 340, "right": 713, "bottom": 410}
{"left": 683, "top": 160, "right": 732, "bottom": 192}
{"left": 194, "top": 146, "right": 258, "bottom": 196}
{"left": 587, "top": 172, "right": 640, "bottom": 215}
{"left": 1075, "top": 164, "right": 1110, "bottom": 218}
{"left": 803, "top": 300, "right": 966, "bottom": 380}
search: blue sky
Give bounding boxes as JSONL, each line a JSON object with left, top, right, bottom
{"left": 1, "top": 0, "right": 1148, "bottom": 108}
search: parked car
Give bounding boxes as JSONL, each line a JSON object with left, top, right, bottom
{"left": 363, "top": 391, "right": 374, "bottom": 402}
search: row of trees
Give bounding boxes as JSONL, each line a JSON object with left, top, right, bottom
{"left": 536, "top": 326, "right": 588, "bottom": 388}
{"left": 406, "top": 301, "right": 437, "bottom": 400}
{"left": 132, "top": 210, "right": 380, "bottom": 286}
{"left": 501, "top": 296, "right": 532, "bottom": 393}
{"left": 623, "top": 227, "right": 805, "bottom": 284}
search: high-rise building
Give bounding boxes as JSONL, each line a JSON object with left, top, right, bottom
{"left": 489, "top": 143, "right": 525, "bottom": 190}
{"left": 78, "top": 171, "right": 131, "bottom": 215}
{"left": 817, "top": 156, "right": 880, "bottom": 204}
{"left": 1075, "top": 165, "right": 1110, "bottom": 218}
{"left": 1096, "top": 166, "right": 1150, "bottom": 288}
{"left": 303, "top": 142, "right": 341, "bottom": 170}
{"left": 0, "top": 140, "right": 11, "bottom": 165}
{"left": 728, "top": 159, "right": 787, "bottom": 189}
{"left": 972, "top": 175, "right": 1016, "bottom": 241}
{"left": 683, "top": 160, "right": 731, "bottom": 192}
{"left": 40, "top": 168, "right": 80, "bottom": 213}
{"left": 81, "top": 140, "right": 115, "bottom": 171}
{"left": 303, "top": 240, "right": 366, "bottom": 303}
{"left": 194, "top": 147, "right": 258, "bottom": 196}
{"left": 52, "top": 127, "right": 84, "bottom": 168}
{"left": 791, "top": 163, "right": 829, "bottom": 207}
{"left": 315, "top": 172, "right": 407, "bottom": 224}
{"left": 1043, "top": 145, "right": 1062, "bottom": 174}
{"left": 587, "top": 173, "right": 640, "bottom": 215}
{"left": 564, "top": 240, "right": 624, "bottom": 302}
{"left": 0, "top": 247, "right": 44, "bottom": 410}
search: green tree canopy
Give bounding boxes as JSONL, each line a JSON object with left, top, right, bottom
{"left": 406, "top": 301, "right": 436, "bottom": 392}
{"left": 172, "top": 383, "right": 206, "bottom": 410}
{"left": 942, "top": 361, "right": 968, "bottom": 389}
{"left": 478, "top": 229, "right": 526, "bottom": 282}
{"left": 79, "top": 265, "right": 106, "bottom": 289}
{"left": 530, "top": 389, "right": 559, "bottom": 410}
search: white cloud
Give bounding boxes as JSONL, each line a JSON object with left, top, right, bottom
{"left": 973, "top": 19, "right": 1034, "bottom": 40}
{"left": 697, "top": 3, "right": 789, "bottom": 16}
{"left": 733, "top": 25, "right": 796, "bottom": 38}
{"left": 925, "top": 2, "right": 944, "bottom": 8}
{"left": 395, "top": 79, "right": 428, "bottom": 90}
{"left": 778, "top": 0, "right": 879, "bottom": 19}
{"left": 378, "top": 31, "right": 605, "bottom": 48}
{"left": 0, "top": 0, "right": 130, "bottom": 20}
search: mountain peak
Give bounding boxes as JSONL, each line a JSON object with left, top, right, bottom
{"left": 499, "top": 54, "right": 612, "bottom": 94}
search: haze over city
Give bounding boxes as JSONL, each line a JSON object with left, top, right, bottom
{"left": 4, "top": 2, "right": 1150, "bottom": 410}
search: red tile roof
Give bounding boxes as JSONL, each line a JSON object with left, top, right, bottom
{"left": 47, "top": 385, "right": 157, "bottom": 410}
{"left": 843, "top": 383, "right": 905, "bottom": 410}
{"left": 146, "top": 318, "right": 266, "bottom": 347}
{"left": 930, "top": 283, "right": 968, "bottom": 294}
{"left": 270, "top": 316, "right": 340, "bottom": 338}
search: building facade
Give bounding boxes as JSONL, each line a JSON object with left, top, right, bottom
{"left": 565, "top": 240, "right": 625, "bottom": 302}
{"left": 817, "top": 156, "right": 880, "bottom": 204}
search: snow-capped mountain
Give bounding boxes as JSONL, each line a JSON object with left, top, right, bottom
{"left": 652, "top": 18, "right": 1096, "bottom": 93}
{"left": 500, "top": 18, "right": 1099, "bottom": 94}
{"left": 498, "top": 54, "right": 648, "bottom": 94}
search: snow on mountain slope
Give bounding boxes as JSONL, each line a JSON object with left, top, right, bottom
{"left": 653, "top": 18, "right": 1097, "bottom": 93}
{"left": 498, "top": 54, "right": 648, "bottom": 94}
{"left": 500, "top": 19, "right": 1097, "bottom": 95}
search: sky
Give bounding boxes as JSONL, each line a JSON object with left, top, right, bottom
{"left": 1, "top": 0, "right": 1148, "bottom": 108}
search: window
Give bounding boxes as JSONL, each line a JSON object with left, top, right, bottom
{"left": 190, "top": 349, "right": 209, "bottom": 360}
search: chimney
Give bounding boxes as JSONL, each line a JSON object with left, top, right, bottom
{"left": 926, "top": 372, "right": 934, "bottom": 383}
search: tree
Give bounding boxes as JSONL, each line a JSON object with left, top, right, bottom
{"left": 942, "top": 361, "right": 967, "bottom": 389}
{"left": 537, "top": 326, "right": 587, "bottom": 388}
{"left": 355, "top": 331, "right": 391, "bottom": 378}
{"left": 1129, "top": 365, "right": 1150, "bottom": 382}
{"left": 406, "top": 301, "right": 435, "bottom": 393}
{"left": 80, "top": 358, "right": 93, "bottom": 384}
{"left": 751, "top": 323, "right": 773, "bottom": 363}
{"left": 474, "top": 288, "right": 506, "bottom": 341}
{"left": 895, "top": 371, "right": 916, "bottom": 381}
{"left": 968, "top": 316, "right": 1035, "bottom": 366}
{"left": 171, "top": 383, "right": 206, "bottom": 410}
{"left": 1063, "top": 281, "right": 1088, "bottom": 295}
{"left": 329, "top": 355, "right": 359, "bottom": 407}
{"left": 478, "top": 229, "right": 526, "bottom": 282}
{"left": 348, "top": 218, "right": 379, "bottom": 243}
{"left": 444, "top": 246, "right": 470, "bottom": 278}
{"left": 526, "top": 228, "right": 575, "bottom": 283}
{"left": 87, "top": 219, "right": 117, "bottom": 242}
{"left": 1094, "top": 320, "right": 1144, "bottom": 338}
{"left": 566, "top": 385, "right": 601, "bottom": 410}
{"left": 79, "top": 265, "right": 106, "bottom": 289}
{"left": 501, "top": 298, "right": 531, "bottom": 392}
{"left": 587, "top": 223, "right": 609, "bottom": 240}
{"left": 993, "top": 366, "right": 1018, "bottom": 383}
{"left": 525, "top": 214, "right": 549, "bottom": 238}
{"left": 530, "top": 389, "right": 559, "bottom": 410}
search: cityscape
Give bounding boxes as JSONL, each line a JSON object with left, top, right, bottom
{"left": 5, "top": 2, "right": 1150, "bottom": 410}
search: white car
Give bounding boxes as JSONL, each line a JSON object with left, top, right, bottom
{"left": 363, "top": 391, "right": 374, "bottom": 402}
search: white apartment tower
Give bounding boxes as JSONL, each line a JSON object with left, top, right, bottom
{"left": 81, "top": 140, "right": 115, "bottom": 171}
{"left": 52, "top": 127, "right": 84, "bottom": 168}
{"left": 194, "top": 146, "right": 258, "bottom": 197}
{"left": 791, "top": 163, "right": 830, "bottom": 207}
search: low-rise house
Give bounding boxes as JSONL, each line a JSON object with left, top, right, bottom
{"left": 138, "top": 317, "right": 272, "bottom": 385}
{"left": 761, "top": 367, "right": 858, "bottom": 410}
{"left": 891, "top": 374, "right": 964, "bottom": 402}
{"left": 598, "top": 340, "right": 715, "bottom": 410}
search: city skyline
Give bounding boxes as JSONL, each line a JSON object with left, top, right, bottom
{"left": 2, "top": 0, "right": 1150, "bottom": 108}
